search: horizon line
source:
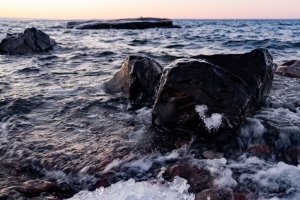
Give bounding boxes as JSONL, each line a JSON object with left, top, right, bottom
{"left": 0, "top": 17, "right": 300, "bottom": 21}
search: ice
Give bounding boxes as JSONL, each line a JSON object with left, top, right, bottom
{"left": 70, "top": 177, "right": 195, "bottom": 200}
{"left": 195, "top": 105, "right": 222, "bottom": 132}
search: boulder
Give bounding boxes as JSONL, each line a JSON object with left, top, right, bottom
{"left": 0, "top": 27, "right": 56, "bottom": 55}
{"left": 104, "top": 55, "right": 163, "bottom": 109}
{"left": 152, "top": 48, "right": 274, "bottom": 142}
{"left": 67, "top": 17, "right": 181, "bottom": 29}
{"left": 276, "top": 60, "right": 300, "bottom": 79}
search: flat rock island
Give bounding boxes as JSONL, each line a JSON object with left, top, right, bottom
{"left": 66, "top": 17, "right": 181, "bottom": 29}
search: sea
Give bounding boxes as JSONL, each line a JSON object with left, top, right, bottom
{"left": 0, "top": 19, "right": 300, "bottom": 199}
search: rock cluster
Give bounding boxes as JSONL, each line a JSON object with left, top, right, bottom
{"left": 105, "top": 49, "right": 275, "bottom": 142}
{"left": 0, "top": 27, "right": 56, "bottom": 55}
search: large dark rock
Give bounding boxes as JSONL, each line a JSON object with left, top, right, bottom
{"left": 276, "top": 60, "right": 300, "bottom": 79}
{"left": 104, "top": 55, "right": 163, "bottom": 109}
{"left": 0, "top": 27, "right": 56, "bottom": 55}
{"left": 67, "top": 17, "right": 181, "bottom": 29}
{"left": 152, "top": 48, "right": 275, "bottom": 142}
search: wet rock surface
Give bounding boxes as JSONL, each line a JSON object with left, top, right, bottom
{"left": 276, "top": 60, "right": 300, "bottom": 79}
{"left": 66, "top": 18, "right": 181, "bottom": 29}
{"left": 104, "top": 55, "right": 163, "bottom": 109}
{"left": 0, "top": 27, "right": 56, "bottom": 55}
{"left": 152, "top": 48, "right": 275, "bottom": 142}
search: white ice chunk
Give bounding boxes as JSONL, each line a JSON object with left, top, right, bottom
{"left": 195, "top": 105, "right": 222, "bottom": 132}
{"left": 70, "top": 177, "right": 195, "bottom": 200}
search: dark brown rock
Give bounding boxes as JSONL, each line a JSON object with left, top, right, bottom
{"left": 287, "top": 146, "right": 300, "bottom": 164}
{"left": 276, "top": 60, "right": 300, "bottom": 79}
{"left": 104, "top": 55, "right": 163, "bottom": 109}
{"left": 247, "top": 144, "right": 272, "bottom": 155}
{"left": 0, "top": 27, "right": 56, "bottom": 55}
{"left": 10, "top": 180, "right": 56, "bottom": 195}
{"left": 152, "top": 48, "right": 274, "bottom": 142}
{"left": 67, "top": 18, "right": 181, "bottom": 29}
{"left": 166, "top": 164, "right": 213, "bottom": 193}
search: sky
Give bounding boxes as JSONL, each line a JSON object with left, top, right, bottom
{"left": 0, "top": 0, "right": 300, "bottom": 20}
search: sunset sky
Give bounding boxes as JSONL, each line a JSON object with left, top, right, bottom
{"left": 0, "top": 0, "right": 300, "bottom": 20}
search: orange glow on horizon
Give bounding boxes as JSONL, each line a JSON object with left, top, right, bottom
{"left": 0, "top": 0, "right": 300, "bottom": 20}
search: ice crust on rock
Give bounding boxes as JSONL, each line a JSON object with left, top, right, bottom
{"left": 70, "top": 176, "right": 195, "bottom": 200}
{"left": 195, "top": 105, "right": 222, "bottom": 132}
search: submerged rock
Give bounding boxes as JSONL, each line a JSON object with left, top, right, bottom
{"left": 276, "top": 60, "right": 300, "bottom": 79}
{"left": 66, "top": 17, "right": 181, "bottom": 29}
{"left": 152, "top": 48, "right": 274, "bottom": 142}
{"left": 104, "top": 55, "right": 163, "bottom": 109}
{"left": 9, "top": 180, "right": 56, "bottom": 195}
{"left": 0, "top": 27, "right": 56, "bottom": 55}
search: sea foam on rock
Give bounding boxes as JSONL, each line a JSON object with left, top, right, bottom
{"left": 0, "top": 27, "right": 56, "bottom": 55}
{"left": 152, "top": 48, "right": 275, "bottom": 142}
{"left": 104, "top": 55, "right": 163, "bottom": 109}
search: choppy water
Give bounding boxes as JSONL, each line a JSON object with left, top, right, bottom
{"left": 0, "top": 19, "right": 300, "bottom": 199}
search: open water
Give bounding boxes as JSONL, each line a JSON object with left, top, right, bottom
{"left": 0, "top": 19, "right": 300, "bottom": 199}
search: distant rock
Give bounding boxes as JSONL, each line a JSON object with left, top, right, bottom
{"left": 276, "top": 60, "right": 300, "bottom": 79}
{"left": 0, "top": 27, "right": 56, "bottom": 55}
{"left": 152, "top": 48, "right": 275, "bottom": 142}
{"left": 104, "top": 55, "right": 163, "bottom": 109}
{"left": 67, "top": 17, "right": 181, "bottom": 29}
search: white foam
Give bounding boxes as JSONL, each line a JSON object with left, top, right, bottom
{"left": 135, "top": 107, "right": 152, "bottom": 124}
{"left": 70, "top": 176, "right": 195, "bottom": 200}
{"left": 195, "top": 105, "right": 222, "bottom": 132}
{"left": 0, "top": 33, "right": 6, "bottom": 43}
{"left": 47, "top": 86, "right": 77, "bottom": 96}
{"left": 108, "top": 112, "right": 133, "bottom": 120}
{"left": 0, "top": 123, "right": 8, "bottom": 144}
{"left": 205, "top": 158, "right": 237, "bottom": 189}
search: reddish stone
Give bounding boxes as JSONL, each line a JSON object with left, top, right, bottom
{"left": 12, "top": 180, "right": 56, "bottom": 194}
{"left": 234, "top": 193, "right": 247, "bottom": 200}
{"left": 288, "top": 146, "right": 300, "bottom": 164}
{"left": 247, "top": 144, "right": 272, "bottom": 155}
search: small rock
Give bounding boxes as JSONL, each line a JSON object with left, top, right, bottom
{"left": 202, "top": 151, "right": 224, "bottom": 159}
{"left": 104, "top": 55, "right": 163, "bottom": 109}
{"left": 166, "top": 164, "right": 212, "bottom": 193}
{"left": 288, "top": 146, "right": 300, "bottom": 164}
{"left": 12, "top": 180, "right": 56, "bottom": 195}
{"left": 247, "top": 144, "right": 272, "bottom": 155}
{"left": 276, "top": 60, "right": 300, "bottom": 79}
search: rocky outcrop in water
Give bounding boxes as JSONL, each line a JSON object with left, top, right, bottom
{"left": 152, "top": 48, "right": 275, "bottom": 142}
{"left": 66, "top": 18, "right": 181, "bottom": 29}
{"left": 104, "top": 55, "right": 163, "bottom": 109}
{"left": 276, "top": 60, "right": 300, "bottom": 79}
{"left": 0, "top": 27, "right": 56, "bottom": 55}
